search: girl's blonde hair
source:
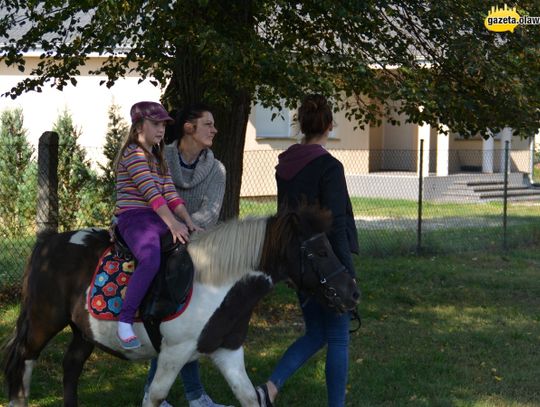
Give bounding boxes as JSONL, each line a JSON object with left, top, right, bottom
{"left": 114, "top": 119, "right": 168, "bottom": 175}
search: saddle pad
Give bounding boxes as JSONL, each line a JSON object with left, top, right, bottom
{"left": 87, "top": 246, "right": 192, "bottom": 321}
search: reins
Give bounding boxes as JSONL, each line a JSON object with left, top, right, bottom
{"left": 298, "top": 232, "right": 362, "bottom": 333}
{"left": 299, "top": 233, "right": 349, "bottom": 313}
{"left": 349, "top": 306, "right": 362, "bottom": 333}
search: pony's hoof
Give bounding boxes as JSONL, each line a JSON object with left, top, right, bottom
{"left": 142, "top": 391, "right": 172, "bottom": 407}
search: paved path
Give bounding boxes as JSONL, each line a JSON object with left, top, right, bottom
{"left": 355, "top": 216, "right": 530, "bottom": 231}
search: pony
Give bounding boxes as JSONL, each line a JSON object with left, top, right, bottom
{"left": 2, "top": 206, "right": 359, "bottom": 407}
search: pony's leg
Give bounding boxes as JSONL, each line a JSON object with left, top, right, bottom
{"left": 62, "top": 324, "right": 95, "bottom": 407}
{"left": 4, "top": 308, "right": 68, "bottom": 407}
{"left": 143, "top": 344, "right": 193, "bottom": 407}
{"left": 210, "top": 347, "right": 259, "bottom": 407}
{"left": 6, "top": 360, "right": 34, "bottom": 407}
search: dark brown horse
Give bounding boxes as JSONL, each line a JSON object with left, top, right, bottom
{"left": 3, "top": 206, "right": 359, "bottom": 407}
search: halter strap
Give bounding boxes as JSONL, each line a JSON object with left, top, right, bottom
{"left": 298, "top": 233, "right": 350, "bottom": 313}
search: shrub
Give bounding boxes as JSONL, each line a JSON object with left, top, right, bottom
{"left": 0, "top": 108, "right": 36, "bottom": 236}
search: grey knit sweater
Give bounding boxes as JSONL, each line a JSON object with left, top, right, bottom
{"left": 164, "top": 141, "right": 226, "bottom": 229}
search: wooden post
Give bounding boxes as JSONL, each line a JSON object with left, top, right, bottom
{"left": 417, "top": 139, "right": 424, "bottom": 254}
{"left": 36, "top": 131, "right": 59, "bottom": 234}
{"left": 503, "top": 140, "right": 509, "bottom": 251}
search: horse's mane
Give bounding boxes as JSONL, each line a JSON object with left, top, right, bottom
{"left": 187, "top": 206, "right": 332, "bottom": 286}
{"left": 259, "top": 205, "right": 333, "bottom": 278}
{"left": 188, "top": 216, "right": 268, "bottom": 285}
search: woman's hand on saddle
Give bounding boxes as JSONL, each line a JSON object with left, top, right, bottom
{"left": 186, "top": 220, "right": 203, "bottom": 233}
{"left": 174, "top": 205, "right": 202, "bottom": 234}
{"left": 156, "top": 205, "right": 190, "bottom": 244}
{"left": 169, "top": 219, "right": 190, "bottom": 244}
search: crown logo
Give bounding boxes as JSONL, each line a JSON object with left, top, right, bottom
{"left": 485, "top": 4, "right": 521, "bottom": 32}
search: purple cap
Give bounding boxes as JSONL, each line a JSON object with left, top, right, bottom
{"left": 130, "top": 101, "right": 174, "bottom": 124}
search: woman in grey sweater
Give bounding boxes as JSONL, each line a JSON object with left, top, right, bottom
{"left": 143, "top": 104, "right": 228, "bottom": 407}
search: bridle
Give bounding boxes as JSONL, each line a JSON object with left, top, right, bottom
{"left": 297, "top": 233, "right": 350, "bottom": 313}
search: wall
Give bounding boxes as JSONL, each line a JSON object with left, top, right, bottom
{"left": 241, "top": 99, "right": 370, "bottom": 196}
{"left": 0, "top": 56, "right": 162, "bottom": 165}
{"left": 381, "top": 110, "right": 417, "bottom": 171}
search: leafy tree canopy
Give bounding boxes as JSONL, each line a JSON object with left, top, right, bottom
{"left": 1, "top": 1, "right": 539, "bottom": 218}
{"left": 1, "top": 0, "right": 538, "bottom": 136}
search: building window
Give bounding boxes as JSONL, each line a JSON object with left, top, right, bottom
{"left": 254, "top": 102, "right": 292, "bottom": 138}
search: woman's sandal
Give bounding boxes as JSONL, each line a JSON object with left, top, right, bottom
{"left": 255, "top": 384, "right": 274, "bottom": 407}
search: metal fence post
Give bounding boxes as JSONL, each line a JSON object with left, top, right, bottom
{"left": 502, "top": 140, "right": 509, "bottom": 250}
{"left": 417, "top": 139, "right": 424, "bottom": 254}
{"left": 36, "top": 131, "right": 59, "bottom": 235}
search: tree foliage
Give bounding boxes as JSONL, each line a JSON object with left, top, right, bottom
{"left": 0, "top": 108, "right": 36, "bottom": 236}
{"left": 99, "top": 102, "right": 128, "bottom": 203}
{"left": 78, "top": 101, "right": 130, "bottom": 226}
{"left": 1, "top": 1, "right": 539, "bottom": 217}
{"left": 53, "top": 110, "right": 96, "bottom": 230}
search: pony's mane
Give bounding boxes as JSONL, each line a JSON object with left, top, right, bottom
{"left": 259, "top": 205, "right": 332, "bottom": 278}
{"left": 188, "top": 216, "right": 268, "bottom": 285}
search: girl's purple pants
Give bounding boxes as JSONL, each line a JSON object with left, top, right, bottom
{"left": 117, "top": 209, "right": 169, "bottom": 324}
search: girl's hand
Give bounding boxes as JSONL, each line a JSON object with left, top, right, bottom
{"left": 186, "top": 221, "right": 203, "bottom": 233}
{"left": 169, "top": 219, "right": 190, "bottom": 244}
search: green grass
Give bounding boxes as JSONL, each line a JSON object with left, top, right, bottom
{"left": 2, "top": 199, "right": 540, "bottom": 290}
{"left": 239, "top": 196, "right": 277, "bottom": 218}
{"left": 240, "top": 196, "right": 540, "bottom": 221}
{"left": 1, "top": 247, "right": 540, "bottom": 406}
{"left": 354, "top": 197, "right": 540, "bottom": 219}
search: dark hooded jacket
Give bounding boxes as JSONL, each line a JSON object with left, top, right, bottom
{"left": 275, "top": 143, "right": 359, "bottom": 278}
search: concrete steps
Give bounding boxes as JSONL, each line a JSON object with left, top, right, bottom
{"left": 442, "top": 178, "right": 540, "bottom": 201}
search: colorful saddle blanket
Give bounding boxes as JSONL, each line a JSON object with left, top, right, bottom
{"left": 87, "top": 246, "right": 191, "bottom": 321}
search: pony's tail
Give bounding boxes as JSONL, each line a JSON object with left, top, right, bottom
{"left": 2, "top": 304, "right": 30, "bottom": 397}
{"left": 2, "top": 232, "right": 52, "bottom": 397}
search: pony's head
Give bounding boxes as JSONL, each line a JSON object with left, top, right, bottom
{"left": 261, "top": 205, "right": 360, "bottom": 313}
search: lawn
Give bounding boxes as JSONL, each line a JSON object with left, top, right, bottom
{"left": 2, "top": 197, "right": 540, "bottom": 286}
{"left": 240, "top": 196, "right": 540, "bottom": 221}
{"left": 1, "top": 247, "right": 539, "bottom": 406}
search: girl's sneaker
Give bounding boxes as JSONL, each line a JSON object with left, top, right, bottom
{"left": 117, "top": 321, "right": 141, "bottom": 349}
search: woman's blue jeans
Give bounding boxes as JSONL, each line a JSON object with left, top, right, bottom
{"left": 144, "top": 359, "right": 204, "bottom": 401}
{"left": 269, "top": 294, "right": 351, "bottom": 407}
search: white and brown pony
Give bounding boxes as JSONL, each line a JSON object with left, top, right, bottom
{"left": 2, "top": 206, "right": 359, "bottom": 407}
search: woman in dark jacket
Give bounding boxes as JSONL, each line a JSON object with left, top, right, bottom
{"left": 257, "top": 94, "right": 359, "bottom": 407}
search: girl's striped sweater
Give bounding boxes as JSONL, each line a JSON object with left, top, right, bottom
{"left": 115, "top": 144, "right": 184, "bottom": 214}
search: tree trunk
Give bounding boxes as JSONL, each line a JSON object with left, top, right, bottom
{"left": 163, "top": 66, "right": 252, "bottom": 220}
{"left": 211, "top": 92, "right": 251, "bottom": 220}
{"left": 163, "top": 1, "right": 255, "bottom": 220}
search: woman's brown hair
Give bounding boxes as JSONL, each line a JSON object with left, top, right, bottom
{"left": 297, "top": 94, "right": 333, "bottom": 143}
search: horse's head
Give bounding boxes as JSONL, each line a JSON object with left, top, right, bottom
{"left": 262, "top": 205, "right": 360, "bottom": 313}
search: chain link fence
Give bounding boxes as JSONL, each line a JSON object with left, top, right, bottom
{"left": 242, "top": 141, "right": 540, "bottom": 257}
{"left": 2, "top": 135, "right": 540, "bottom": 290}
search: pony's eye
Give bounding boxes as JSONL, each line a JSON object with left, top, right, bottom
{"left": 317, "top": 250, "right": 328, "bottom": 257}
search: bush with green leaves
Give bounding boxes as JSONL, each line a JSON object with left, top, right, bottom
{"left": 0, "top": 108, "right": 36, "bottom": 237}
{"left": 98, "top": 102, "right": 128, "bottom": 212}
{"left": 53, "top": 110, "right": 99, "bottom": 230}
{"left": 75, "top": 103, "right": 129, "bottom": 228}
